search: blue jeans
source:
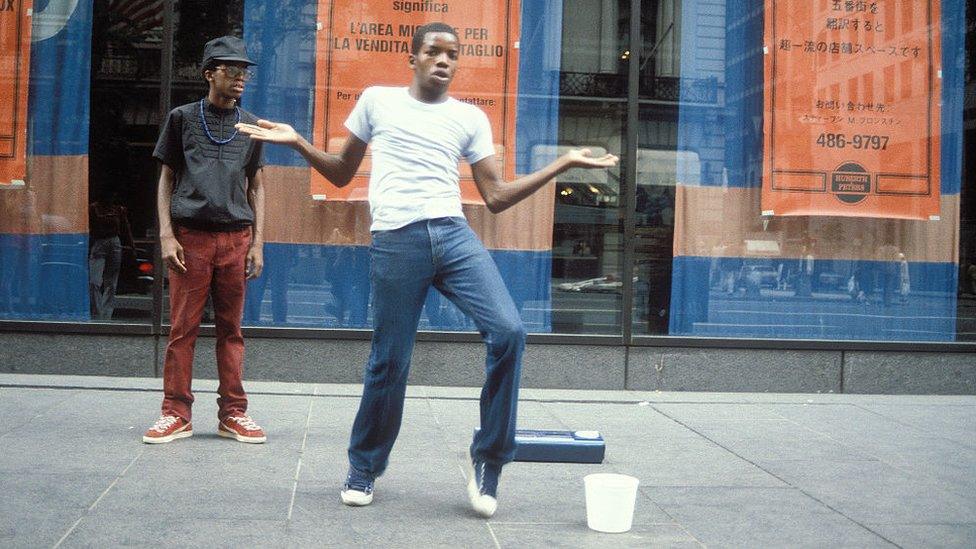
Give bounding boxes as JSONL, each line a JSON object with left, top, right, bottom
{"left": 89, "top": 236, "right": 122, "bottom": 320}
{"left": 348, "top": 217, "right": 526, "bottom": 477}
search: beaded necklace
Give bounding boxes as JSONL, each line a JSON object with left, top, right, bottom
{"left": 199, "top": 98, "right": 241, "bottom": 145}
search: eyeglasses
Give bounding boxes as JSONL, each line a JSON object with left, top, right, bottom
{"left": 214, "top": 65, "right": 255, "bottom": 81}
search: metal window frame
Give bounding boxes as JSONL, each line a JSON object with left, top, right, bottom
{"left": 619, "top": 0, "right": 642, "bottom": 344}
{"left": 153, "top": 0, "right": 175, "bottom": 340}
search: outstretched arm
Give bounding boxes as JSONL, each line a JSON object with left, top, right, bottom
{"left": 236, "top": 120, "right": 367, "bottom": 188}
{"left": 470, "top": 149, "right": 618, "bottom": 214}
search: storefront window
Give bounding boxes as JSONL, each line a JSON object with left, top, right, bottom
{"left": 959, "top": 0, "right": 976, "bottom": 341}
{"left": 632, "top": 0, "right": 682, "bottom": 334}
{"left": 652, "top": 0, "right": 973, "bottom": 342}
{"left": 1, "top": 1, "right": 93, "bottom": 321}
{"left": 237, "top": 0, "right": 625, "bottom": 333}
{"left": 88, "top": 0, "right": 165, "bottom": 321}
{"left": 2, "top": 0, "right": 973, "bottom": 344}
{"left": 551, "top": 0, "right": 628, "bottom": 334}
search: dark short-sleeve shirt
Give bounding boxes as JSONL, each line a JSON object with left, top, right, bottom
{"left": 152, "top": 99, "right": 264, "bottom": 231}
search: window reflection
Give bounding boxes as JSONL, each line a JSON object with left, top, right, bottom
{"left": 547, "top": 0, "right": 630, "bottom": 334}
{"left": 87, "top": 0, "right": 166, "bottom": 321}
{"left": 654, "top": 0, "right": 971, "bottom": 342}
{"left": 1, "top": 0, "right": 972, "bottom": 344}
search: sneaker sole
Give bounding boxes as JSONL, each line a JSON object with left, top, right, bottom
{"left": 462, "top": 448, "right": 498, "bottom": 518}
{"left": 340, "top": 490, "right": 374, "bottom": 506}
{"left": 142, "top": 429, "right": 193, "bottom": 444}
{"left": 217, "top": 426, "right": 267, "bottom": 444}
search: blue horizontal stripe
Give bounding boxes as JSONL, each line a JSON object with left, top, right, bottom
{"left": 1, "top": 237, "right": 551, "bottom": 329}
{"left": 669, "top": 255, "right": 959, "bottom": 341}
{"left": 244, "top": 243, "right": 552, "bottom": 331}
{"left": 0, "top": 233, "right": 89, "bottom": 320}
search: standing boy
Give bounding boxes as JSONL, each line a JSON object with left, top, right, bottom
{"left": 238, "top": 23, "right": 617, "bottom": 515}
{"left": 143, "top": 36, "right": 267, "bottom": 444}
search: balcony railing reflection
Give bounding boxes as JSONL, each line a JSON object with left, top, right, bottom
{"left": 95, "top": 53, "right": 225, "bottom": 86}
{"left": 559, "top": 72, "right": 718, "bottom": 104}
{"left": 96, "top": 52, "right": 160, "bottom": 81}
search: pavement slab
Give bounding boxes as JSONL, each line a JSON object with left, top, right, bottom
{"left": 1, "top": 472, "right": 121, "bottom": 549}
{"left": 863, "top": 523, "right": 976, "bottom": 549}
{"left": 1, "top": 373, "right": 973, "bottom": 548}
{"left": 644, "top": 486, "right": 894, "bottom": 548}
{"left": 59, "top": 518, "right": 292, "bottom": 548}
{"left": 756, "top": 459, "right": 976, "bottom": 525}
{"left": 488, "top": 523, "right": 702, "bottom": 548}
{"left": 0, "top": 387, "right": 79, "bottom": 437}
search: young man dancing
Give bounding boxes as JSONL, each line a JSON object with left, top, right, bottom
{"left": 238, "top": 22, "right": 617, "bottom": 516}
{"left": 144, "top": 36, "right": 267, "bottom": 445}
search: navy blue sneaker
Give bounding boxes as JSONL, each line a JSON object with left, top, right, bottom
{"left": 340, "top": 467, "right": 374, "bottom": 506}
{"left": 464, "top": 449, "right": 501, "bottom": 517}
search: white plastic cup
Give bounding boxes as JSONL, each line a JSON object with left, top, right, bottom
{"left": 583, "top": 473, "right": 640, "bottom": 533}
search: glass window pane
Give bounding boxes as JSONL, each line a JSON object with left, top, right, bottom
{"left": 550, "top": 0, "right": 627, "bottom": 334}
{"left": 228, "top": 1, "right": 625, "bottom": 334}
{"left": 633, "top": 0, "right": 681, "bottom": 334}
{"left": 1, "top": 2, "right": 94, "bottom": 321}
{"left": 89, "top": 0, "right": 165, "bottom": 322}
{"left": 552, "top": 101, "right": 626, "bottom": 334}
{"left": 642, "top": 0, "right": 971, "bottom": 343}
{"left": 958, "top": 0, "right": 975, "bottom": 341}
{"left": 1, "top": 1, "right": 163, "bottom": 323}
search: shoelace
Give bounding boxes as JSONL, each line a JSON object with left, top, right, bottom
{"left": 151, "top": 415, "right": 179, "bottom": 433}
{"left": 477, "top": 462, "right": 487, "bottom": 495}
{"left": 475, "top": 461, "right": 499, "bottom": 497}
{"left": 345, "top": 471, "right": 373, "bottom": 493}
{"left": 229, "top": 415, "right": 261, "bottom": 431}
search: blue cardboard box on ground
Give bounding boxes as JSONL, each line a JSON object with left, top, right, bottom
{"left": 474, "top": 429, "right": 605, "bottom": 463}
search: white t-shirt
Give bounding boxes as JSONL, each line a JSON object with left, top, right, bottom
{"left": 344, "top": 86, "right": 496, "bottom": 232}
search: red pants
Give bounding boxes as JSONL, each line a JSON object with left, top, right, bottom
{"left": 162, "top": 226, "right": 251, "bottom": 422}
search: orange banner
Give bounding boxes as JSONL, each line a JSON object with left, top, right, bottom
{"left": 0, "top": 0, "right": 32, "bottom": 186}
{"left": 312, "top": 1, "right": 520, "bottom": 201}
{"left": 762, "top": 0, "right": 942, "bottom": 220}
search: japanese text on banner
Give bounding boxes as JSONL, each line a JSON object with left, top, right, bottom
{"left": 762, "top": 0, "right": 942, "bottom": 220}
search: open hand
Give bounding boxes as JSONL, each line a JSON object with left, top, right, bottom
{"left": 235, "top": 119, "right": 300, "bottom": 145}
{"left": 161, "top": 235, "right": 186, "bottom": 274}
{"left": 245, "top": 245, "right": 264, "bottom": 280}
{"left": 562, "top": 148, "right": 619, "bottom": 169}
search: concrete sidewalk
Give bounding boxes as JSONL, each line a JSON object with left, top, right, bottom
{"left": 1, "top": 373, "right": 975, "bottom": 548}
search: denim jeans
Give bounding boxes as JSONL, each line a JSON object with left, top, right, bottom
{"left": 88, "top": 236, "right": 122, "bottom": 320}
{"left": 348, "top": 217, "right": 526, "bottom": 477}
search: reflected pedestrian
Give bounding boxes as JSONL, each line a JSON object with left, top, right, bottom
{"left": 898, "top": 253, "right": 910, "bottom": 303}
{"left": 88, "top": 193, "right": 134, "bottom": 320}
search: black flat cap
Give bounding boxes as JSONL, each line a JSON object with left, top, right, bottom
{"left": 202, "top": 36, "right": 256, "bottom": 67}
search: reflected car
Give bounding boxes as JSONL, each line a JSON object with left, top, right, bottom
{"left": 817, "top": 271, "right": 847, "bottom": 290}
{"left": 739, "top": 264, "right": 779, "bottom": 289}
{"left": 556, "top": 275, "right": 635, "bottom": 293}
{"left": 117, "top": 245, "right": 154, "bottom": 295}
